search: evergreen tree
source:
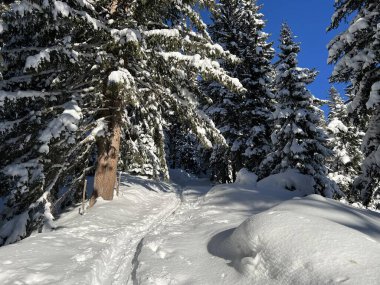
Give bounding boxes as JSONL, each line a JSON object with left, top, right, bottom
{"left": 0, "top": 0, "right": 243, "bottom": 245}
{"left": 166, "top": 122, "right": 207, "bottom": 176}
{"left": 326, "top": 86, "right": 363, "bottom": 199}
{"left": 204, "top": 0, "right": 274, "bottom": 180}
{"left": 328, "top": 0, "right": 379, "bottom": 208}
{"left": 260, "top": 24, "right": 339, "bottom": 197}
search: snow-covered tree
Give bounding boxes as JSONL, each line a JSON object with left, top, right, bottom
{"left": 165, "top": 121, "right": 207, "bottom": 176}
{"left": 326, "top": 86, "right": 363, "bottom": 199}
{"left": 204, "top": 0, "right": 274, "bottom": 180}
{"left": 0, "top": 0, "right": 243, "bottom": 245}
{"left": 328, "top": 0, "right": 379, "bottom": 208}
{"left": 260, "top": 24, "right": 339, "bottom": 197}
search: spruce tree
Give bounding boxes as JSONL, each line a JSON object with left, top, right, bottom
{"left": 326, "top": 86, "right": 363, "bottom": 199}
{"left": 260, "top": 24, "right": 339, "bottom": 197}
{"left": 204, "top": 0, "right": 274, "bottom": 180}
{"left": 0, "top": 0, "right": 243, "bottom": 245}
{"left": 328, "top": 0, "right": 379, "bottom": 208}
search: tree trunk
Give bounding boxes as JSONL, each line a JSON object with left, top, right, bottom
{"left": 90, "top": 123, "right": 121, "bottom": 207}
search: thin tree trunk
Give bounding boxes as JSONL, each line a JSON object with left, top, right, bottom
{"left": 90, "top": 123, "right": 121, "bottom": 206}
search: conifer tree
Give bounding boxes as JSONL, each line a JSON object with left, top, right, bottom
{"left": 328, "top": 0, "right": 379, "bottom": 208}
{"left": 326, "top": 86, "right": 363, "bottom": 199}
{"left": 260, "top": 24, "right": 339, "bottom": 197}
{"left": 204, "top": 0, "right": 274, "bottom": 180}
{"left": 0, "top": 0, "right": 243, "bottom": 245}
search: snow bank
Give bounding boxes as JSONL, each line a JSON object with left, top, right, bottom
{"left": 235, "top": 168, "right": 258, "bottom": 187}
{"left": 208, "top": 194, "right": 380, "bottom": 284}
{"left": 168, "top": 168, "right": 205, "bottom": 186}
{"left": 258, "top": 168, "right": 315, "bottom": 196}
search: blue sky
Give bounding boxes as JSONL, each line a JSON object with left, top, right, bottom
{"left": 257, "top": 0, "right": 349, "bottom": 103}
{"left": 201, "top": 0, "right": 351, "bottom": 114}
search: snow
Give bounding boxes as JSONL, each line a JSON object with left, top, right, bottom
{"left": 0, "top": 90, "right": 45, "bottom": 107}
{"left": 257, "top": 168, "right": 315, "bottom": 196}
{"left": 111, "top": 28, "right": 139, "bottom": 43}
{"left": 24, "top": 49, "right": 51, "bottom": 71}
{"left": 1, "top": 170, "right": 380, "bottom": 284}
{"left": 211, "top": 195, "right": 380, "bottom": 284}
{"left": 81, "top": 12, "right": 104, "bottom": 30}
{"left": 75, "top": 0, "right": 95, "bottom": 10}
{"left": 234, "top": 168, "right": 257, "bottom": 186}
{"left": 0, "top": 21, "right": 5, "bottom": 34}
{"left": 367, "top": 81, "right": 380, "bottom": 108}
{"left": 157, "top": 52, "right": 244, "bottom": 92}
{"left": 290, "top": 139, "right": 305, "bottom": 154}
{"left": 11, "top": 1, "right": 36, "bottom": 16}
{"left": 53, "top": 1, "right": 71, "bottom": 18}
{"left": 88, "top": 118, "right": 107, "bottom": 141}
{"left": 144, "top": 29, "right": 179, "bottom": 38}
{"left": 2, "top": 159, "right": 42, "bottom": 185}
{"left": 328, "top": 118, "right": 348, "bottom": 133}
{"left": 38, "top": 100, "right": 82, "bottom": 152}
{"left": 348, "top": 17, "right": 369, "bottom": 34}
{"left": 108, "top": 68, "right": 134, "bottom": 88}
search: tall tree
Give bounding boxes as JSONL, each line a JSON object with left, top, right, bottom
{"left": 260, "top": 24, "right": 339, "bottom": 197}
{"left": 0, "top": 0, "right": 243, "bottom": 245}
{"left": 326, "top": 86, "right": 363, "bottom": 199}
{"left": 328, "top": 0, "right": 379, "bottom": 208}
{"left": 204, "top": 0, "right": 274, "bottom": 180}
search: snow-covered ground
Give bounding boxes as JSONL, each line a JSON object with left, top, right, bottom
{"left": 1, "top": 169, "right": 380, "bottom": 284}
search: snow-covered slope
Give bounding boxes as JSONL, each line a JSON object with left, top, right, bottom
{"left": 0, "top": 170, "right": 380, "bottom": 284}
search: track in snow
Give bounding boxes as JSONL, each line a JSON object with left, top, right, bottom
{"left": 85, "top": 187, "right": 182, "bottom": 285}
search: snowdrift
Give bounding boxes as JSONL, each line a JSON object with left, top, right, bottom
{"left": 257, "top": 168, "right": 315, "bottom": 196}
{"left": 208, "top": 194, "right": 380, "bottom": 284}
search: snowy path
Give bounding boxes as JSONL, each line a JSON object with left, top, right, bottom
{"left": 94, "top": 190, "right": 181, "bottom": 285}
{"left": 0, "top": 176, "right": 182, "bottom": 285}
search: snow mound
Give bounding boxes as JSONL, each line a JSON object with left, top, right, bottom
{"left": 208, "top": 194, "right": 380, "bottom": 284}
{"left": 168, "top": 168, "right": 209, "bottom": 187}
{"left": 235, "top": 168, "right": 258, "bottom": 187}
{"left": 258, "top": 169, "right": 315, "bottom": 196}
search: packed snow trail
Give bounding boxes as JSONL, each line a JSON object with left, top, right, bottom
{"left": 0, "top": 175, "right": 181, "bottom": 285}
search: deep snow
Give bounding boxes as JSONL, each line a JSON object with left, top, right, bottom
{"left": 0, "top": 169, "right": 380, "bottom": 284}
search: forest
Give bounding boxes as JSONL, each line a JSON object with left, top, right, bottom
{"left": 0, "top": 0, "right": 379, "bottom": 259}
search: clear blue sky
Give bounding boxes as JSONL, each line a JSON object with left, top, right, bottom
{"left": 201, "top": 0, "right": 351, "bottom": 114}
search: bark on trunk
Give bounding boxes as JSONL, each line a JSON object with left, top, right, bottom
{"left": 90, "top": 123, "right": 121, "bottom": 207}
